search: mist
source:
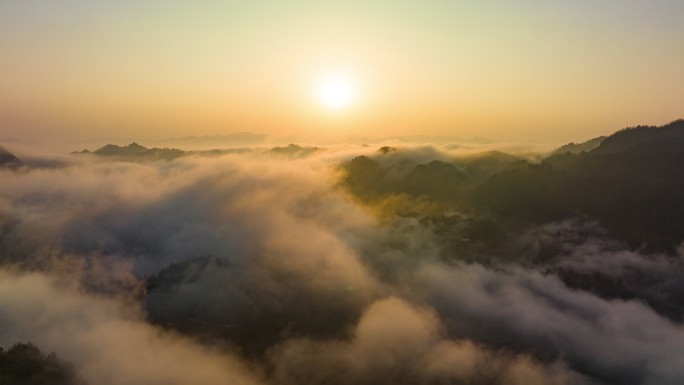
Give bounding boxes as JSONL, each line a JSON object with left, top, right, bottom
{"left": 1, "top": 132, "right": 684, "bottom": 384}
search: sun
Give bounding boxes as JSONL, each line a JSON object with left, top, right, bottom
{"left": 317, "top": 72, "right": 357, "bottom": 109}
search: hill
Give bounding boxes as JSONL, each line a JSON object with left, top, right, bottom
{"left": 88, "top": 143, "right": 185, "bottom": 160}
{"left": 340, "top": 120, "right": 684, "bottom": 251}
{"left": 0, "top": 343, "right": 85, "bottom": 385}
{"left": 0, "top": 146, "right": 22, "bottom": 169}
{"left": 590, "top": 119, "right": 684, "bottom": 155}
{"left": 550, "top": 136, "right": 606, "bottom": 156}
{"left": 478, "top": 120, "right": 684, "bottom": 250}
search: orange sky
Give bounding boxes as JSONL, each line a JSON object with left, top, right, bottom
{"left": 1, "top": 1, "right": 683, "bottom": 145}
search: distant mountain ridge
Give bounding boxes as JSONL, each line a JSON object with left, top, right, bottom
{"left": 77, "top": 142, "right": 324, "bottom": 160}
{"left": 95, "top": 142, "right": 149, "bottom": 156}
{"left": 83, "top": 142, "right": 185, "bottom": 160}
{"left": 269, "top": 144, "right": 321, "bottom": 158}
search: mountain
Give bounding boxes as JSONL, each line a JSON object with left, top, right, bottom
{"left": 544, "top": 136, "right": 606, "bottom": 169}
{"left": 342, "top": 155, "right": 391, "bottom": 201}
{"left": 341, "top": 149, "right": 522, "bottom": 207}
{"left": 336, "top": 120, "right": 684, "bottom": 324}
{"left": 543, "top": 136, "right": 606, "bottom": 169}
{"left": 0, "top": 146, "right": 22, "bottom": 168}
{"left": 590, "top": 119, "right": 684, "bottom": 155}
{"left": 340, "top": 120, "right": 684, "bottom": 251}
{"left": 458, "top": 151, "right": 522, "bottom": 182}
{"left": 94, "top": 142, "right": 149, "bottom": 156}
{"left": 0, "top": 343, "right": 85, "bottom": 385}
{"left": 269, "top": 144, "right": 321, "bottom": 158}
{"left": 550, "top": 136, "right": 606, "bottom": 155}
{"left": 400, "top": 160, "right": 465, "bottom": 201}
{"left": 90, "top": 143, "right": 184, "bottom": 160}
{"left": 478, "top": 120, "right": 684, "bottom": 250}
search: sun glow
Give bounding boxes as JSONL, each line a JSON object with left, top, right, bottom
{"left": 317, "top": 72, "right": 357, "bottom": 109}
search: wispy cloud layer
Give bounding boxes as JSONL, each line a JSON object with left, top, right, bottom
{"left": 0, "top": 145, "right": 682, "bottom": 384}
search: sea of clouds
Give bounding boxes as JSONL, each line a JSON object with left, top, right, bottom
{"left": 1, "top": 145, "right": 683, "bottom": 385}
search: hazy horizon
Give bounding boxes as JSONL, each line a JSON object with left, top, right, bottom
{"left": 2, "top": 1, "right": 683, "bottom": 144}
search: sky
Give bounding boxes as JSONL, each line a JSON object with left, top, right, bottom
{"left": 1, "top": 1, "right": 683, "bottom": 144}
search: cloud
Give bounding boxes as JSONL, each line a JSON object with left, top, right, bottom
{"left": 0, "top": 152, "right": 376, "bottom": 274}
{"left": 0, "top": 269, "right": 261, "bottom": 385}
{"left": 2, "top": 145, "right": 684, "bottom": 384}
{"left": 417, "top": 262, "right": 684, "bottom": 384}
{"left": 269, "top": 297, "right": 588, "bottom": 385}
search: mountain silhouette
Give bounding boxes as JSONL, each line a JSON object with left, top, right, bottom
{"left": 400, "top": 160, "right": 465, "bottom": 201}
{"left": 341, "top": 150, "right": 521, "bottom": 207}
{"left": 341, "top": 120, "right": 684, "bottom": 251}
{"left": 590, "top": 119, "right": 684, "bottom": 155}
{"left": 269, "top": 144, "right": 321, "bottom": 158}
{"left": 544, "top": 136, "right": 606, "bottom": 169}
{"left": 94, "top": 142, "right": 150, "bottom": 156}
{"left": 550, "top": 136, "right": 605, "bottom": 156}
{"left": 0, "top": 146, "right": 22, "bottom": 168}
{"left": 89, "top": 143, "right": 184, "bottom": 160}
{"left": 478, "top": 119, "right": 684, "bottom": 250}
